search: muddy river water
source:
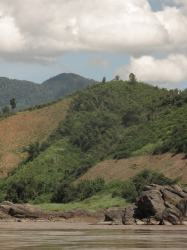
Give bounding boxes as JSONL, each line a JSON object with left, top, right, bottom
{"left": 0, "top": 222, "right": 187, "bottom": 249}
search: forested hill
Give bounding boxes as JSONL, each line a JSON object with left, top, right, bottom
{"left": 1, "top": 79, "right": 186, "bottom": 204}
{"left": 0, "top": 73, "right": 96, "bottom": 110}
{"left": 42, "top": 73, "right": 95, "bottom": 99}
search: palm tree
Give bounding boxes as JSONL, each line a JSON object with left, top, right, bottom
{"left": 22, "top": 141, "right": 40, "bottom": 162}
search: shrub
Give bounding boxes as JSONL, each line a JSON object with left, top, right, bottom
{"left": 121, "top": 180, "right": 138, "bottom": 202}
{"left": 121, "top": 169, "right": 178, "bottom": 202}
{"left": 51, "top": 181, "right": 77, "bottom": 203}
{"left": 51, "top": 177, "right": 105, "bottom": 203}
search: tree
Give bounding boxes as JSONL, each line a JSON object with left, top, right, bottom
{"left": 166, "top": 124, "right": 187, "bottom": 154}
{"left": 51, "top": 181, "right": 76, "bottom": 203}
{"left": 10, "top": 98, "right": 16, "bottom": 111}
{"left": 115, "top": 75, "right": 120, "bottom": 81}
{"left": 102, "top": 77, "right": 106, "bottom": 83}
{"left": 129, "top": 73, "right": 136, "bottom": 83}
{"left": 22, "top": 141, "right": 41, "bottom": 162}
{"left": 2, "top": 106, "right": 10, "bottom": 114}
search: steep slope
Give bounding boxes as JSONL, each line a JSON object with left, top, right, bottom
{"left": 0, "top": 80, "right": 186, "bottom": 203}
{"left": 0, "top": 73, "right": 95, "bottom": 110}
{"left": 76, "top": 153, "right": 187, "bottom": 184}
{"left": 0, "top": 99, "right": 70, "bottom": 176}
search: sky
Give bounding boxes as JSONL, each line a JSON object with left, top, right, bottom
{"left": 0, "top": 0, "right": 187, "bottom": 90}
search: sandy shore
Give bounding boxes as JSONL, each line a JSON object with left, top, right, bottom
{"left": 0, "top": 221, "right": 187, "bottom": 230}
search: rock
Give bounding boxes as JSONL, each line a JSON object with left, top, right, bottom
{"left": 135, "top": 219, "right": 145, "bottom": 225}
{"left": 163, "top": 185, "right": 187, "bottom": 199}
{"left": 172, "top": 185, "right": 187, "bottom": 198}
{"left": 147, "top": 217, "right": 160, "bottom": 225}
{"left": 160, "top": 219, "right": 173, "bottom": 225}
{"left": 143, "top": 184, "right": 161, "bottom": 191}
{"left": 133, "top": 184, "right": 187, "bottom": 225}
{"left": 0, "top": 210, "right": 12, "bottom": 220}
{"left": 0, "top": 202, "right": 47, "bottom": 219}
{"left": 137, "top": 188, "right": 166, "bottom": 220}
{"left": 176, "top": 198, "right": 187, "bottom": 218}
{"left": 104, "top": 207, "right": 125, "bottom": 224}
{"left": 161, "top": 189, "right": 182, "bottom": 205}
{"left": 122, "top": 204, "right": 136, "bottom": 225}
{"left": 0, "top": 201, "right": 104, "bottom": 222}
{"left": 162, "top": 206, "right": 182, "bottom": 225}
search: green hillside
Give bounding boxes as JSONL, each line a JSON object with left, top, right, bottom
{"left": 0, "top": 79, "right": 186, "bottom": 204}
{"left": 42, "top": 73, "right": 95, "bottom": 100}
{"left": 0, "top": 73, "right": 95, "bottom": 110}
{"left": 0, "top": 77, "right": 43, "bottom": 110}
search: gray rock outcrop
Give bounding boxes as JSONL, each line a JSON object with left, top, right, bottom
{"left": 0, "top": 201, "right": 51, "bottom": 221}
{"left": 0, "top": 201, "right": 104, "bottom": 222}
{"left": 123, "top": 184, "right": 187, "bottom": 225}
{"left": 99, "top": 184, "right": 187, "bottom": 225}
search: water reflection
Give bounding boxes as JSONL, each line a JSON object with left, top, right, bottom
{"left": 0, "top": 222, "right": 186, "bottom": 249}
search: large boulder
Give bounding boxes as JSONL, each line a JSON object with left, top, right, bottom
{"left": 122, "top": 184, "right": 187, "bottom": 225}
{"left": 137, "top": 185, "right": 165, "bottom": 220}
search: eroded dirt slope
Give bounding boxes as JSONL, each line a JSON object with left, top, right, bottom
{"left": 0, "top": 99, "right": 70, "bottom": 176}
{"left": 77, "top": 153, "right": 187, "bottom": 184}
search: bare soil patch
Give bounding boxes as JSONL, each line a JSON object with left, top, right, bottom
{"left": 0, "top": 99, "right": 70, "bottom": 176}
{"left": 77, "top": 153, "right": 187, "bottom": 184}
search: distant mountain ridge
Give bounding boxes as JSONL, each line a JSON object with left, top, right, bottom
{"left": 0, "top": 73, "right": 96, "bottom": 110}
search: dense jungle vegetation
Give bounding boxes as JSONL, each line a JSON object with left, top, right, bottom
{"left": 0, "top": 78, "right": 186, "bottom": 205}
{"left": 0, "top": 73, "right": 95, "bottom": 110}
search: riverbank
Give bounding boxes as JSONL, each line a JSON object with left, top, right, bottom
{"left": 1, "top": 184, "right": 186, "bottom": 225}
{"left": 0, "top": 221, "right": 187, "bottom": 230}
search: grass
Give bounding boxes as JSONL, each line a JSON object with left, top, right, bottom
{"left": 17, "top": 111, "right": 29, "bottom": 115}
{"left": 38, "top": 193, "right": 130, "bottom": 212}
{"left": 131, "top": 143, "right": 157, "bottom": 156}
{"left": 129, "top": 164, "right": 137, "bottom": 169}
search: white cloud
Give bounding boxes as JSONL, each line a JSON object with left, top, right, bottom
{"left": 0, "top": 14, "right": 25, "bottom": 52}
{"left": 0, "top": 0, "right": 186, "bottom": 86}
{"left": 0, "top": 0, "right": 170, "bottom": 62}
{"left": 88, "top": 57, "right": 109, "bottom": 68}
{"left": 115, "top": 54, "right": 187, "bottom": 88}
{"left": 155, "top": 6, "right": 187, "bottom": 54}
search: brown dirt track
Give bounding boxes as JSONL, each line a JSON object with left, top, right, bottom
{"left": 0, "top": 99, "right": 70, "bottom": 176}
